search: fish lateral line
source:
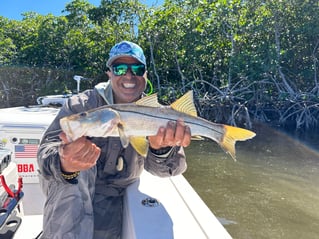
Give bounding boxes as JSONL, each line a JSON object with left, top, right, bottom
{"left": 113, "top": 106, "right": 225, "bottom": 136}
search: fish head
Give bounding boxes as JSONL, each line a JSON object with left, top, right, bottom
{"left": 60, "top": 108, "right": 120, "bottom": 141}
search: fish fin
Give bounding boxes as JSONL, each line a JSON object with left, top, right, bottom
{"left": 170, "top": 91, "right": 198, "bottom": 117}
{"left": 130, "top": 136, "right": 149, "bottom": 157}
{"left": 118, "top": 123, "right": 129, "bottom": 148}
{"left": 220, "top": 125, "right": 256, "bottom": 161}
{"left": 191, "top": 135, "right": 205, "bottom": 141}
{"left": 136, "top": 93, "right": 162, "bottom": 107}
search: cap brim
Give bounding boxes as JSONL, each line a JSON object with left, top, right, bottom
{"left": 106, "top": 55, "right": 146, "bottom": 67}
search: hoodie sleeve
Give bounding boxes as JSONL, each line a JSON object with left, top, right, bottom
{"left": 144, "top": 146, "right": 187, "bottom": 177}
{"left": 37, "top": 90, "right": 101, "bottom": 186}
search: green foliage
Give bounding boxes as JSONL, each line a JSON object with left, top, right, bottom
{"left": 0, "top": 0, "right": 319, "bottom": 130}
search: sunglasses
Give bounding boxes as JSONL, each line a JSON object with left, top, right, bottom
{"left": 112, "top": 63, "right": 146, "bottom": 76}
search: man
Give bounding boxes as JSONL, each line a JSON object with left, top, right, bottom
{"left": 37, "top": 41, "right": 191, "bottom": 239}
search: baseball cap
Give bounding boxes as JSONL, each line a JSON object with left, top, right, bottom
{"left": 106, "top": 41, "right": 146, "bottom": 67}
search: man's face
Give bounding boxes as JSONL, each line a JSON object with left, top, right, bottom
{"left": 107, "top": 56, "right": 147, "bottom": 104}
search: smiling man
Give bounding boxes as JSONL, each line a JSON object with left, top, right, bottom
{"left": 37, "top": 41, "right": 191, "bottom": 239}
{"left": 106, "top": 41, "right": 148, "bottom": 104}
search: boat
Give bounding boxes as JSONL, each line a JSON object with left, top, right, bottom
{"left": 0, "top": 96, "right": 232, "bottom": 238}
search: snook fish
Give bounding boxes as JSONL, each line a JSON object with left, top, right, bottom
{"left": 60, "top": 91, "right": 256, "bottom": 160}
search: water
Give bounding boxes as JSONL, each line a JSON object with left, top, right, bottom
{"left": 183, "top": 123, "right": 319, "bottom": 239}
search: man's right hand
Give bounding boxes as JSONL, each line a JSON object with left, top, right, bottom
{"left": 58, "top": 132, "right": 101, "bottom": 173}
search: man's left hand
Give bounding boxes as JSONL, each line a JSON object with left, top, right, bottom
{"left": 148, "top": 119, "right": 191, "bottom": 149}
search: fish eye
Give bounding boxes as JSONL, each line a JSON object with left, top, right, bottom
{"left": 79, "top": 112, "right": 87, "bottom": 117}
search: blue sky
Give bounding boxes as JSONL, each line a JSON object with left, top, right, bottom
{"left": 0, "top": 0, "right": 163, "bottom": 20}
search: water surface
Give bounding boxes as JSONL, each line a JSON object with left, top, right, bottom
{"left": 184, "top": 123, "right": 319, "bottom": 239}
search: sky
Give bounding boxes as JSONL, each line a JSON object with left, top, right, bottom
{"left": 0, "top": 0, "right": 163, "bottom": 20}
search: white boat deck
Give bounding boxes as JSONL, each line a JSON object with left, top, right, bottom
{"left": 14, "top": 215, "right": 43, "bottom": 239}
{"left": 10, "top": 170, "right": 232, "bottom": 239}
{"left": 123, "top": 170, "right": 232, "bottom": 239}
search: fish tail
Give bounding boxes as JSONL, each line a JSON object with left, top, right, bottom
{"left": 219, "top": 125, "right": 256, "bottom": 161}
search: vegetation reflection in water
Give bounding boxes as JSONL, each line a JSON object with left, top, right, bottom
{"left": 184, "top": 123, "right": 319, "bottom": 239}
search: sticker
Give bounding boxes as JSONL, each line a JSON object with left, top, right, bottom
{"left": 17, "top": 163, "right": 35, "bottom": 173}
{"left": 15, "top": 144, "right": 38, "bottom": 158}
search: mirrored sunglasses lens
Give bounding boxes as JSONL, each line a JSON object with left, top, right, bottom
{"left": 131, "top": 65, "right": 145, "bottom": 76}
{"left": 113, "top": 65, "right": 128, "bottom": 75}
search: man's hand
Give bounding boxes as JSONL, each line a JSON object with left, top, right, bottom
{"left": 58, "top": 132, "right": 101, "bottom": 173}
{"left": 148, "top": 119, "right": 191, "bottom": 150}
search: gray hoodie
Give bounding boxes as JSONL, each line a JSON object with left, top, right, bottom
{"left": 37, "top": 81, "right": 187, "bottom": 239}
